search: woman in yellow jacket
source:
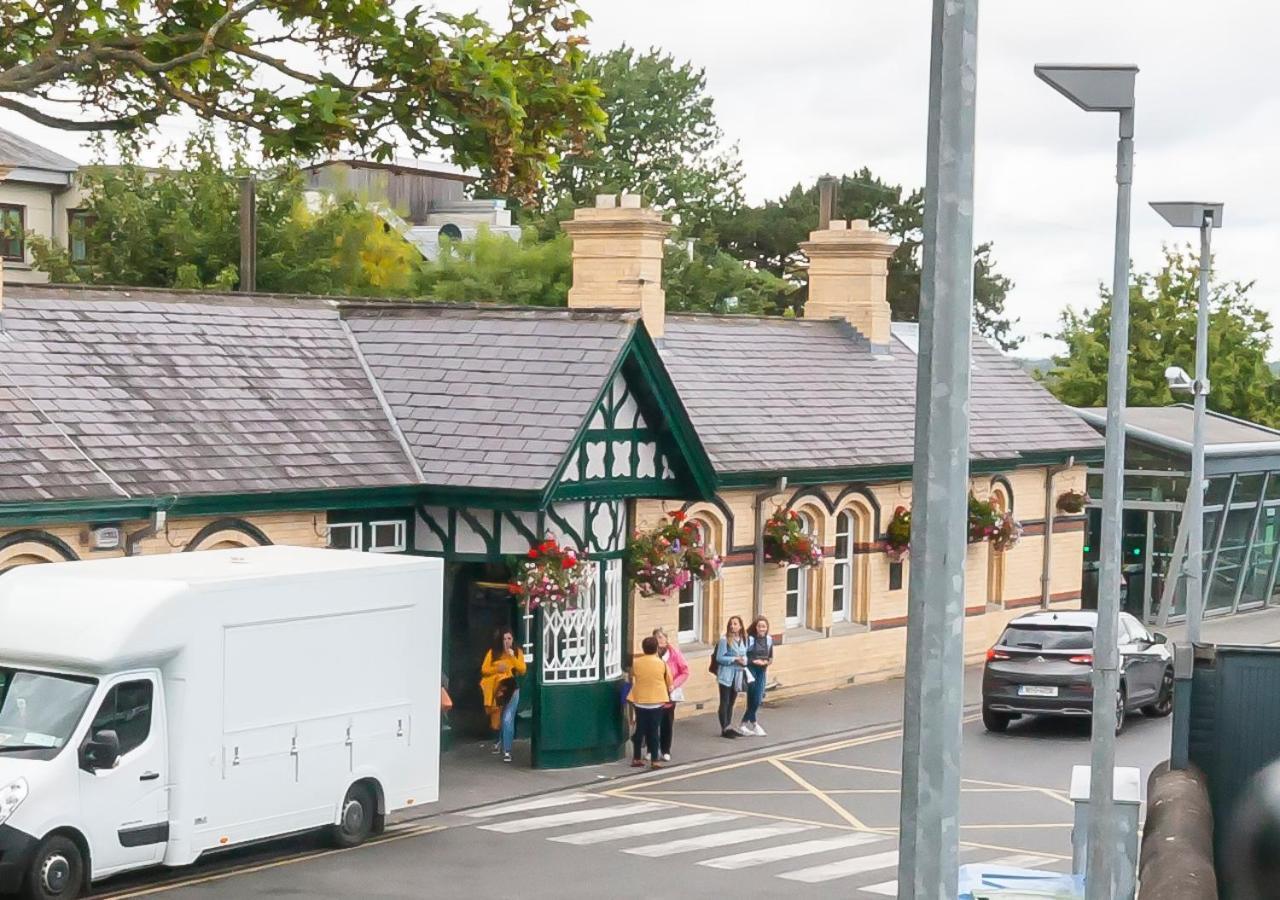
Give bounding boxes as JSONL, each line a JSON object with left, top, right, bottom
{"left": 480, "top": 628, "right": 526, "bottom": 763}
{"left": 629, "top": 635, "right": 673, "bottom": 769}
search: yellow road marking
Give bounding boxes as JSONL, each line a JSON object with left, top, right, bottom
{"left": 767, "top": 758, "right": 868, "bottom": 830}
{"left": 786, "top": 758, "right": 1074, "bottom": 804}
{"left": 93, "top": 824, "right": 445, "bottom": 899}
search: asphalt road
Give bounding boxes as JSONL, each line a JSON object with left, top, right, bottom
{"left": 89, "top": 708, "right": 1171, "bottom": 899}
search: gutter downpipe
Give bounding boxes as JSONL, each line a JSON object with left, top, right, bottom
{"left": 1042, "top": 456, "right": 1075, "bottom": 609}
{"left": 753, "top": 477, "right": 787, "bottom": 619}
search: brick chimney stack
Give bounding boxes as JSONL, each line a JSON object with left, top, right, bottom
{"left": 800, "top": 219, "right": 898, "bottom": 347}
{"left": 562, "top": 193, "right": 672, "bottom": 338}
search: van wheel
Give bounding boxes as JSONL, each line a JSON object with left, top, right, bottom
{"left": 22, "top": 835, "right": 83, "bottom": 900}
{"left": 330, "top": 783, "right": 376, "bottom": 848}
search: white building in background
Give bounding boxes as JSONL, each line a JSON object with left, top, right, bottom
{"left": 0, "top": 127, "right": 84, "bottom": 283}
{"left": 302, "top": 158, "right": 522, "bottom": 260}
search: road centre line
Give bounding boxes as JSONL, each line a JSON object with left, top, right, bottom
{"left": 92, "top": 824, "right": 445, "bottom": 899}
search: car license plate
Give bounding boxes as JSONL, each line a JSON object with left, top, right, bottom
{"left": 1018, "top": 685, "right": 1058, "bottom": 697}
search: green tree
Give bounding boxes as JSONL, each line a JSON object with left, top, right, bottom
{"left": 0, "top": 1, "right": 603, "bottom": 201}
{"left": 1043, "top": 246, "right": 1279, "bottom": 426}
{"left": 29, "top": 130, "right": 422, "bottom": 295}
{"left": 541, "top": 46, "right": 744, "bottom": 236}
{"left": 663, "top": 245, "right": 792, "bottom": 315}
{"left": 714, "top": 171, "right": 1023, "bottom": 349}
{"left": 415, "top": 230, "right": 573, "bottom": 306}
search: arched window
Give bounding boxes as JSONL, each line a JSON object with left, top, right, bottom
{"left": 785, "top": 512, "right": 816, "bottom": 629}
{"left": 0, "top": 553, "right": 53, "bottom": 576}
{"left": 677, "top": 519, "right": 709, "bottom": 644}
{"left": 832, "top": 510, "right": 856, "bottom": 623}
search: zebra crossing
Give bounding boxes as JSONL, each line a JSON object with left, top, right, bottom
{"left": 463, "top": 792, "right": 1066, "bottom": 893}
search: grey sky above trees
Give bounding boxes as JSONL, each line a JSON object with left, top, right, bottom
{"left": 4, "top": 0, "right": 1274, "bottom": 356}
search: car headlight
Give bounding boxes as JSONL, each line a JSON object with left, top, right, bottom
{"left": 0, "top": 778, "right": 28, "bottom": 826}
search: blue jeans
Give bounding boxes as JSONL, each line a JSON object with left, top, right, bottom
{"left": 743, "top": 669, "right": 767, "bottom": 723}
{"left": 500, "top": 688, "right": 520, "bottom": 754}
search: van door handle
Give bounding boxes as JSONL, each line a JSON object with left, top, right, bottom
{"left": 139, "top": 772, "right": 160, "bottom": 782}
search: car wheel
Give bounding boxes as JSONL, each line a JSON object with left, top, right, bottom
{"left": 329, "top": 782, "right": 376, "bottom": 849}
{"left": 22, "top": 835, "right": 83, "bottom": 900}
{"left": 982, "top": 706, "right": 1011, "bottom": 733}
{"left": 1114, "top": 686, "right": 1127, "bottom": 735}
{"left": 1142, "top": 668, "right": 1175, "bottom": 718}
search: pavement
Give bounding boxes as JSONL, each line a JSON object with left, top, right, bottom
{"left": 426, "top": 603, "right": 1280, "bottom": 817}
{"left": 85, "top": 605, "right": 1280, "bottom": 898}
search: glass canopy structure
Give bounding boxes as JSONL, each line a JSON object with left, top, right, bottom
{"left": 1075, "top": 405, "right": 1280, "bottom": 625}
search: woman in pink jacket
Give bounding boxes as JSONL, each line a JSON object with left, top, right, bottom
{"left": 652, "top": 627, "right": 690, "bottom": 762}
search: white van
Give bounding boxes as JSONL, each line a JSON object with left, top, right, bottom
{"left": 0, "top": 546, "right": 442, "bottom": 900}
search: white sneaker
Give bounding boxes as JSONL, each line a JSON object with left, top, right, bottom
{"left": 753, "top": 722, "right": 767, "bottom": 736}
{"left": 737, "top": 722, "right": 756, "bottom": 736}
{"left": 661, "top": 753, "right": 671, "bottom": 762}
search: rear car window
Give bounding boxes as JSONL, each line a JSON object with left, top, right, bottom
{"left": 999, "top": 625, "right": 1093, "bottom": 651}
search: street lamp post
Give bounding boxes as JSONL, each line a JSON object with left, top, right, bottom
{"left": 1150, "top": 201, "right": 1223, "bottom": 643}
{"left": 1151, "top": 201, "right": 1223, "bottom": 772}
{"left": 1034, "top": 63, "right": 1138, "bottom": 900}
{"left": 895, "top": 1, "right": 978, "bottom": 897}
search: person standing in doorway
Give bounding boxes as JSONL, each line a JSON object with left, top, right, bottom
{"left": 715, "top": 616, "right": 749, "bottom": 738}
{"left": 480, "top": 628, "right": 526, "bottom": 763}
{"left": 653, "top": 627, "right": 689, "bottom": 761}
{"left": 740, "top": 616, "right": 774, "bottom": 736}
{"left": 629, "top": 636, "right": 673, "bottom": 769}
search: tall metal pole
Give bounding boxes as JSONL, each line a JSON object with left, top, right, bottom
{"left": 1085, "top": 106, "right": 1135, "bottom": 900}
{"left": 239, "top": 175, "right": 257, "bottom": 293}
{"left": 1186, "top": 216, "right": 1213, "bottom": 643}
{"left": 896, "top": 1, "right": 978, "bottom": 896}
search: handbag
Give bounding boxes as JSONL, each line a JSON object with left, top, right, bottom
{"left": 494, "top": 675, "right": 517, "bottom": 708}
{"left": 708, "top": 639, "right": 722, "bottom": 675}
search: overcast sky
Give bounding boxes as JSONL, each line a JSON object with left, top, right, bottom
{"left": 5, "top": 1, "right": 1276, "bottom": 358}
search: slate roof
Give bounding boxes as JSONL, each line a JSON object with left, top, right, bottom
{"left": 0, "top": 286, "right": 419, "bottom": 502}
{"left": 659, "top": 315, "right": 1104, "bottom": 474}
{"left": 0, "top": 127, "right": 79, "bottom": 173}
{"left": 344, "top": 305, "right": 634, "bottom": 491}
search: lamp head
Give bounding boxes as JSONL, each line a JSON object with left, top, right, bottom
{"left": 1150, "top": 202, "right": 1224, "bottom": 230}
{"left": 1165, "top": 366, "right": 1194, "bottom": 394}
{"left": 1034, "top": 64, "right": 1138, "bottom": 112}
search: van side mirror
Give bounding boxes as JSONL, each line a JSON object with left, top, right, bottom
{"left": 82, "top": 730, "right": 120, "bottom": 771}
{"left": 1151, "top": 632, "right": 1168, "bottom": 645}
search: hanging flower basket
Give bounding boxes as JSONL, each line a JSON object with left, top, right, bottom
{"left": 763, "top": 509, "right": 823, "bottom": 567}
{"left": 627, "top": 510, "right": 723, "bottom": 599}
{"left": 1056, "top": 489, "right": 1089, "bottom": 514}
{"left": 882, "top": 506, "right": 911, "bottom": 562}
{"left": 968, "top": 494, "right": 1000, "bottom": 544}
{"left": 508, "top": 536, "right": 591, "bottom": 613}
{"left": 991, "top": 511, "right": 1023, "bottom": 552}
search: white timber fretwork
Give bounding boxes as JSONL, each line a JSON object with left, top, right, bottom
{"left": 558, "top": 374, "right": 678, "bottom": 490}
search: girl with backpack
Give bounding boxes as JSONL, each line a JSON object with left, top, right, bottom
{"left": 711, "top": 616, "right": 749, "bottom": 738}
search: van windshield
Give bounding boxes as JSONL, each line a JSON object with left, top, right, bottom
{"left": 0, "top": 668, "right": 98, "bottom": 759}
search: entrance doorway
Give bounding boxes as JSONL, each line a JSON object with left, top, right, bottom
{"left": 445, "top": 562, "right": 529, "bottom": 740}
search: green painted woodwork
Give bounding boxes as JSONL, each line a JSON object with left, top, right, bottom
{"left": 531, "top": 677, "right": 625, "bottom": 769}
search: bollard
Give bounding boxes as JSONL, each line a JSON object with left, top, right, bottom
{"left": 1070, "top": 765, "right": 1141, "bottom": 899}
{"left": 1170, "top": 641, "right": 1194, "bottom": 770}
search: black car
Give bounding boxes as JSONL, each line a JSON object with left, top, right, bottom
{"left": 981, "top": 610, "right": 1173, "bottom": 734}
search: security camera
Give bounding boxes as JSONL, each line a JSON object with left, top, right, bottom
{"left": 1165, "top": 366, "right": 1194, "bottom": 393}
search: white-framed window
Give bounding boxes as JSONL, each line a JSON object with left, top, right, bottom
{"left": 677, "top": 519, "right": 709, "bottom": 643}
{"left": 832, "top": 510, "right": 854, "bottom": 623}
{"left": 368, "top": 520, "right": 407, "bottom": 553}
{"left": 520, "top": 607, "right": 535, "bottom": 663}
{"left": 785, "top": 512, "right": 814, "bottom": 629}
{"left": 326, "top": 522, "right": 362, "bottom": 551}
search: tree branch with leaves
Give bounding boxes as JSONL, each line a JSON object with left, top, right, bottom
{"left": 0, "top": 0, "right": 605, "bottom": 202}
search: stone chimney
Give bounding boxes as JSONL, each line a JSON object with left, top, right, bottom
{"left": 800, "top": 219, "right": 898, "bottom": 347}
{"left": 562, "top": 193, "right": 672, "bottom": 337}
